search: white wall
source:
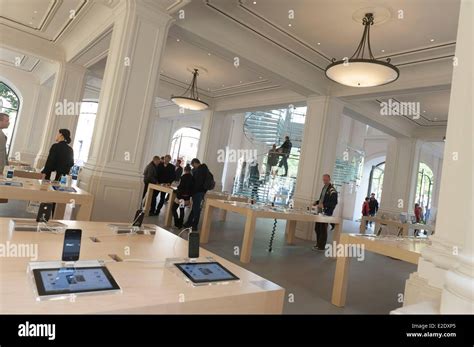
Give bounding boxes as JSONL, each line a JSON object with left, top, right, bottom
{"left": 0, "top": 64, "right": 53, "bottom": 165}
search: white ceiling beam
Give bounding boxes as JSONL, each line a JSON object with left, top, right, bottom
{"left": 0, "top": 25, "right": 64, "bottom": 62}
{"left": 172, "top": 18, "right": 326, "bottom": 97}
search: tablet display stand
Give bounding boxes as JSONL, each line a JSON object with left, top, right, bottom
{"left": 106, "top": 224, "right": 156, "bottom": 235}
{"left": 27, "top": 260, "right": 122, "bottom": 301}
{"left": 10, "top": 219, "right": 67, "bottom": 233}
{"left": 164, "top": 256, "right": 240, "bottom": 287}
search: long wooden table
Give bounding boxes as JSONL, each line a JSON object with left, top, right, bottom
{"left": 0, "top": 218, "right": 284, "bottom": 314}
{"left": 360, "top": 216, "right": 435, "bottom": 236}
{"left": 0, "top": 177, "right": 93, "bottom": 220}
{"left": 204, "top": 191, "right": 249, "bottom": 221}
{"left": 331, "top": 233, "right": 429, "bottom": 307}
{"left": 143, "top": 184, "right": 177, "bottom": 227}
{"left": 201, "top": 199, "right": 342, "bottom": 263}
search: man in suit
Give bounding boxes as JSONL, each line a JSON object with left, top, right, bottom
{"left": 155, "top": 154, "right": 176, "bottom": 216}
{"left": 0, "top": 113, "right": 10, "bottom": 175}
{"left": 312, "top": 174, "right": 338, "bottom": 251}
{"left": 143, "top": 156, "right": 160, "bottom": 215}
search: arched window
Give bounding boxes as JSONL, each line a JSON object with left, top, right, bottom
{"left": 169, "top": 127, "right": 200, "bottom": 164}
{"left": 367, "top": 161, "right": 384, "bottom": 200}
{"left": 0, "top": 81, "right": 20, "bottom": 155}
{"left": 416, "top": 162, "right": 434, "bottom": 213}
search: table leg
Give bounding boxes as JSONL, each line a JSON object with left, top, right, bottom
{"left": 200, "top": 203, "right": 214, "bottom": 244}
{"left": 240, "top": 212, "right": 257, "bottom": 263}
{"left": 333, "top": 222, "right": 342, "bottom": 245}
{"left": 285, "top": 220, "right": 297, "bottom": 244}
{"left": 331, "top": 252, "right": 351, "bottom": 307}
{"left": 144, "top": 186, "right": 153, "bottom": 216}
{"left": 164, "top": 191, "right": 175, "bottom": 227}
{"left": 76, "top": 200, "right": 93, "bottom": 221}
{"left": 359, "top": 217, "right": 366, "bottom": 234}
{"left": 53, "top": 203, "right": 66, "bottom": 220}
{"left": 219, "top": 209, "right": 227, "bottom": 222}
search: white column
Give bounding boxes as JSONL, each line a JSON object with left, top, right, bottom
{"left": 141, "top": 112, "right": 173, "bottom": 167}
{"left": 221, "top": 113, "right": 246, "bottom": 192}
{"left": 430, "top": 158, "right": 443, "bottom": 211}
{"left": 34, "top": 63, "right": 86, "bottom": 169}
{"left": 379, "top": 138, "right": 422, "bottom": 215}
{"left": 198, "top": 110, "right": 231, "bottom": 191}
{"left": 78, "top": 0, "right": 173, "bottom": 221}
{"left": 394, "top": 0, "right": 473, "bottom": 314}
{"left": 293, "top": 96, "right": 344, "bottom": 240}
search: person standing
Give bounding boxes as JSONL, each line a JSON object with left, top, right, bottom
{"left": 172, "top": 165, "right": 193, "bottom": 228}
{"left": 266, "top": 144, "right": 279, "bottom": 176}
{"left": 143, "top": 156, "right": 160, "bottom": 215}
{"left": 368, "top": 193, "right": 379, "bottom": 227}
{"left": 184, "top": 158, "right": 211, "bottom": 231}
{"left": 414, "top": 203, "right": 424, "bottom": 236}
{"left": 312, "top": 174, "right": 338, "bottom": 251}
{"left": 174, "top": 159, "right": 183, "bottom": 182}
{"left": 249, "top": 161, "right": 260, "bottom": 200}
{"left": 277, "top": 136, "right": 292, "bottom": 176}
{"left": 155, "top": 154, "right": 175, "bottom": 216}
{"left": 362, "top": 197, "right": 370, "bottom": 229}
{"left": 0, "top": 113, "right": 10, "bottom": 175}
{"left": 41, "top": 129, "right": 74, "bottom": 181}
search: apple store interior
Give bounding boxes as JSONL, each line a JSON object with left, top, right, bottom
{"left": 0, "top": 0, "right": 472, "bottom": 321}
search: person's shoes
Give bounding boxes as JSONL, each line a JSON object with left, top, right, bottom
{"left": 330, "top": 223, "right": 335, "bottom": 230}
{"left": 182, "top": 223, "right": 191, "bottom": 229}
{"left": 149, "top": 211, "right": 157, "bottom": 216}
{"left": 312, "top": 245, "right": 325, "bottom": 251}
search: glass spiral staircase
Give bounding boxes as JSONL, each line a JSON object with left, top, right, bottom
{"left": 232, "top": 107, "right": 306, "bottom": 204}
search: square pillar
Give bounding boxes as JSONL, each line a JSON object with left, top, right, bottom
{"left": 78, "top": 0, "right": 173, "bottom": 222}
{"left": 293, "top": 96, "right": 344, "bottom": 240}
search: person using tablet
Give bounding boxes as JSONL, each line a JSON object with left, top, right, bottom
{"left": 41, "top": 129, "right": 74, "bottom": 181}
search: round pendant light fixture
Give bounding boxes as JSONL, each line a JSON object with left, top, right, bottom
{"left": 171, "top": 68, "right": 209, "bottom": 111}
{"left": 325, "top": 13, "right": 399, "bottom": 88}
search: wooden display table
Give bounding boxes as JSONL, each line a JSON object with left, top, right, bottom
{"left": 204, "top": 191, "right": 249, "bottom": 221}
{"left": 0, "top": 218, "right": 284, "bottom": 314}
{"left": 0, "top": 177, "right": 93, "bottom": 220}
{"left": 143, "top": 184, "right": 177, "bottom": 226}
{"left": 201, "top": 200, "right": 342, "bottom": 263}
{"left": 331, "top": 233, "right": 429, "bottom": 307}
{"left": 360, "top": 216, "right": 435, "bottom": 237}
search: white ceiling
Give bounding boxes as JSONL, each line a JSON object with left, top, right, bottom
{"left": 235, "top": 0, "right": 459, "bottom": 64}
{"left": 0, "top": 46, "right": 40, "bottom": 72}
{"left": 160, "top": 31, "right": 279, "bottom": 98}
{"left": 375, "top": 89, "right": 450, "bottom": 126}
{"left": 0, "top": 0, "right": 89, "bottom": 42}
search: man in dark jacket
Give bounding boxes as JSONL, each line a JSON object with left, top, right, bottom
{"left": 155, "top": 154, "right": 175, "bottom": 216}
{"left": 312, "top": 174, "right": 338, "bottom": 251}
{"left": 184, "top": 158, "right": 209, "bottom": 231}
{"left": 172, "top": 165, "right": 193, "bottom": 228}
{"left": 266, "top": 144, "right": 279, "bottom": 176}
{"left": 277, "top": 136, "right": 292, "bottom": 176}
{"left": 368, "top": 193, "right": 379, "bottom": 227}
{"left": 174, "top": 159, "right": 183, "bottom": 183}
{"left": 143, "top": 156, "right": 160, "bottom": 215}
